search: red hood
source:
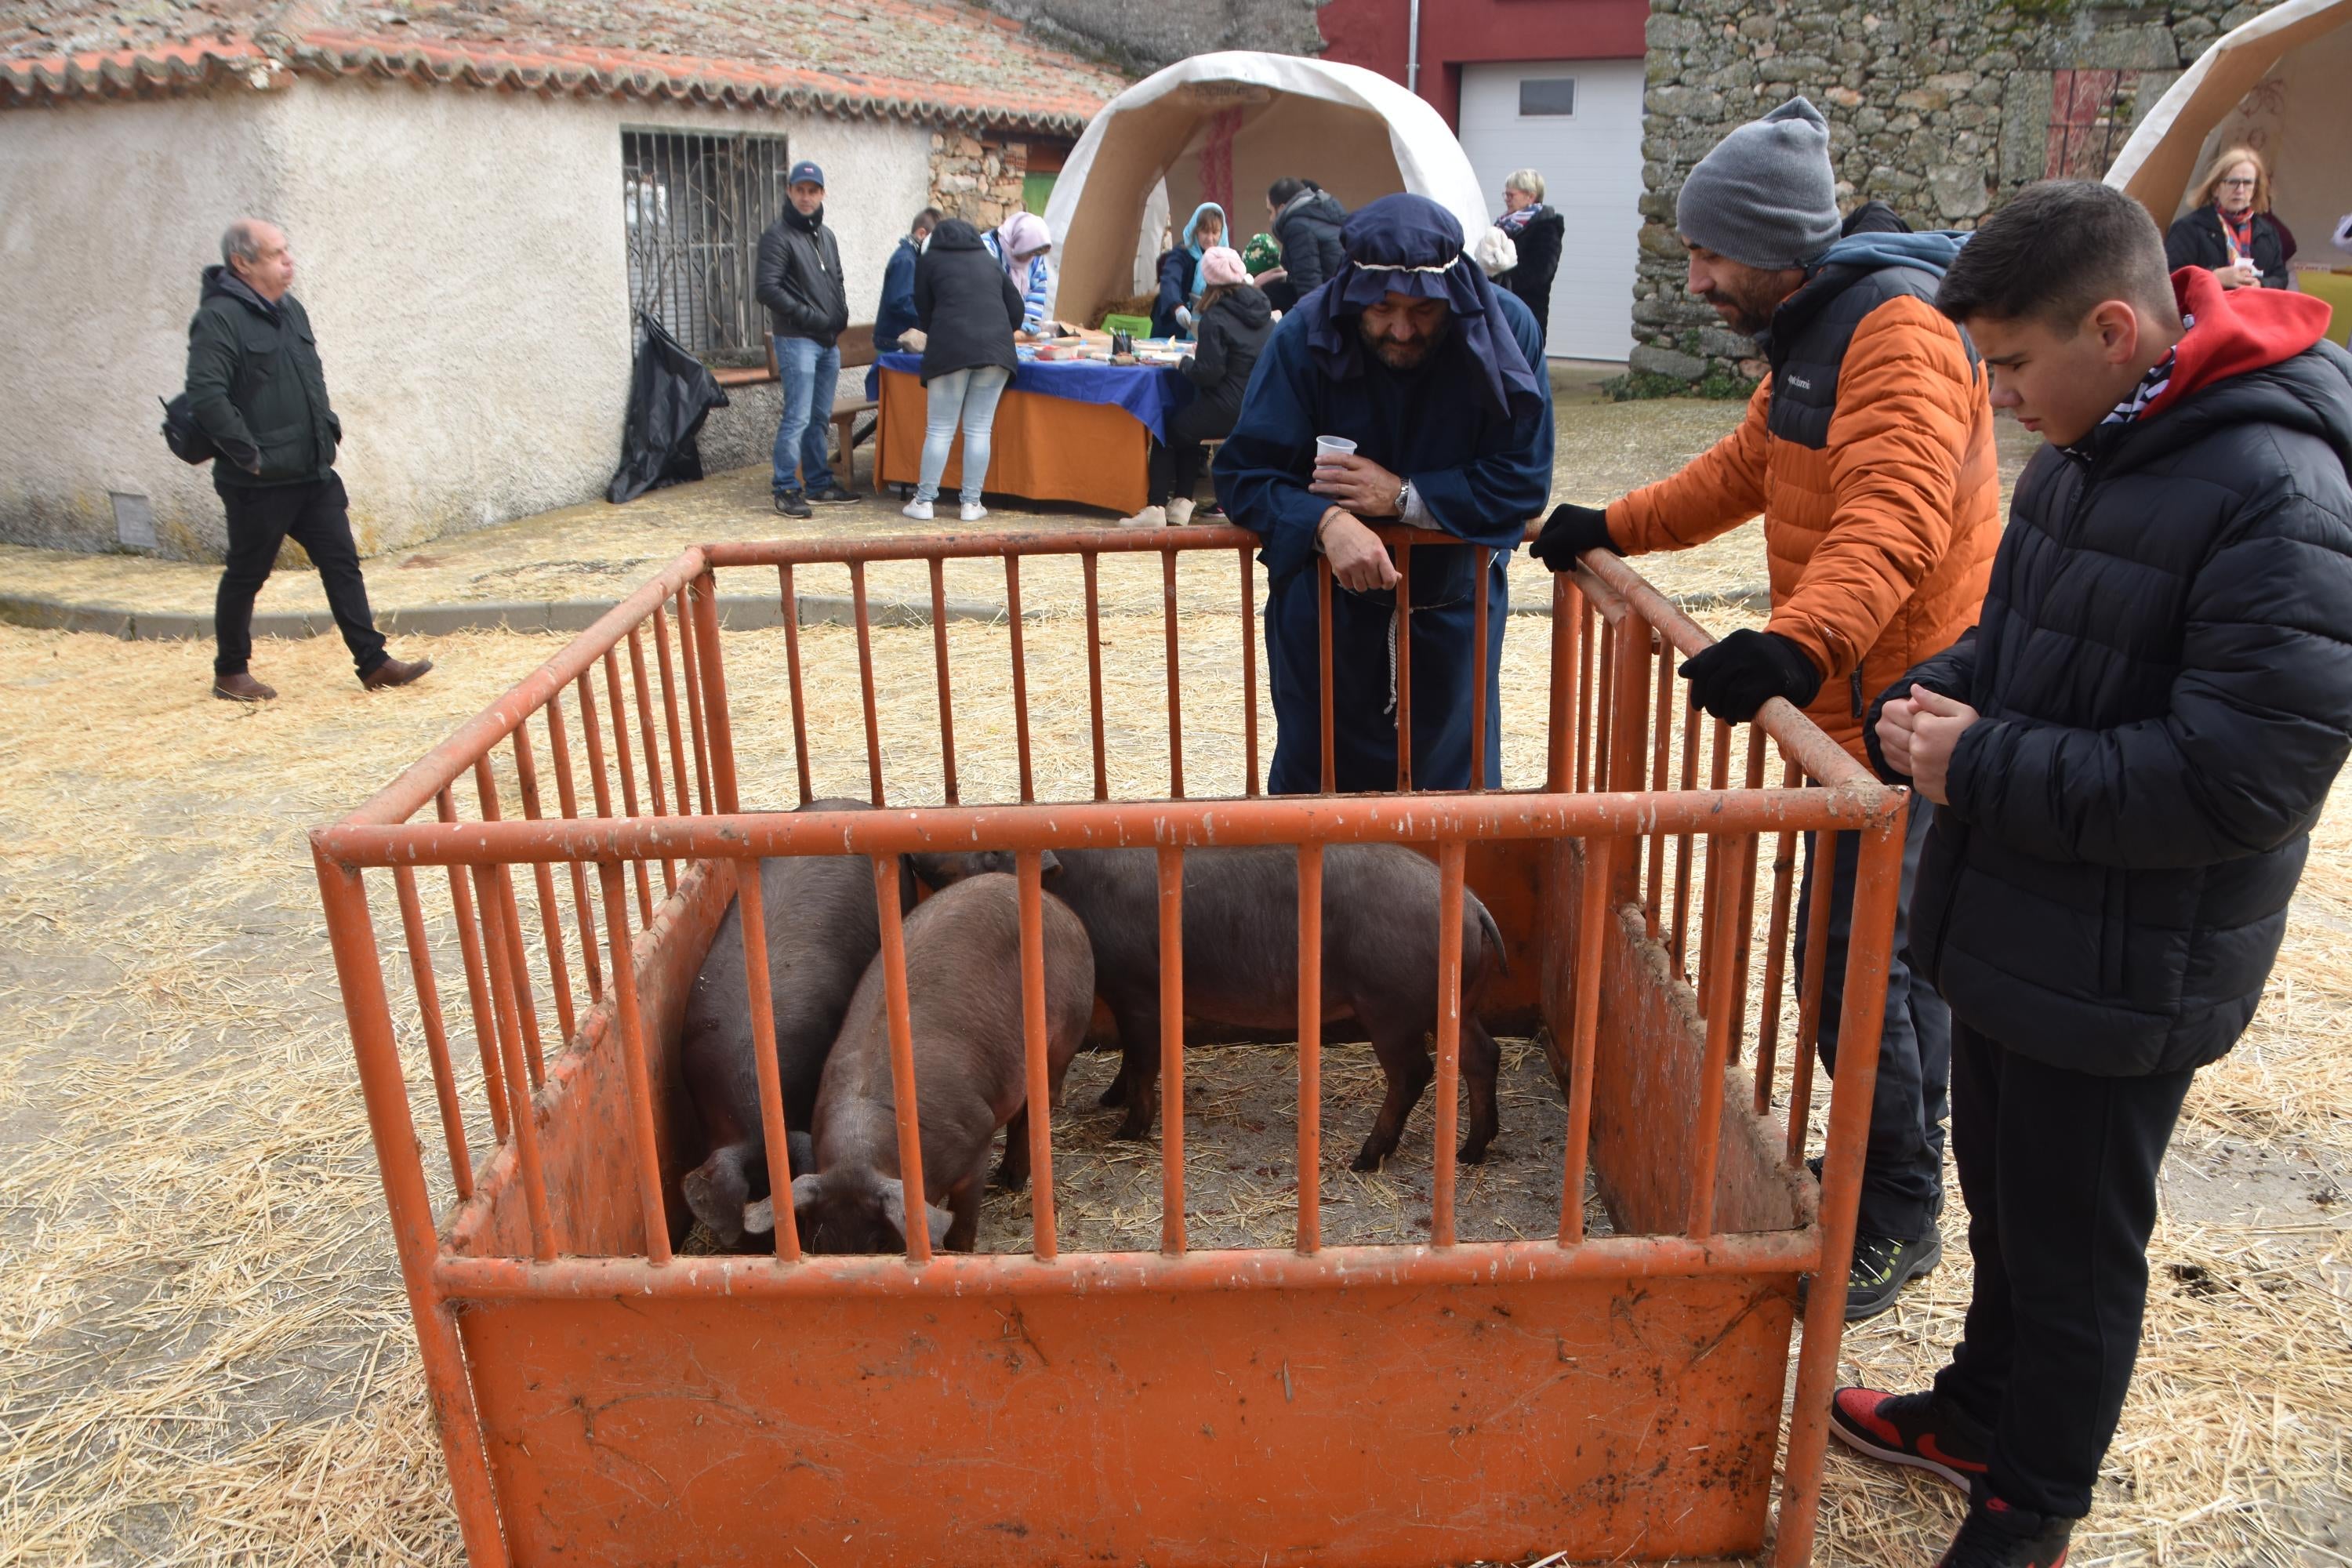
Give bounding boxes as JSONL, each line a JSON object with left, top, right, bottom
{"left": 2145, "top": 267, "right": 2334, "bottom": 417}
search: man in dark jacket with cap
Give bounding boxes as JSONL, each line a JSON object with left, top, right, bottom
{"left": 1215, "top": 194, "right": 1553, "bottom": 797}
{"left": 756, "top": 161, "right": 855, "bottom": 517}
{"left": 187, "top": 218, "right": 430, "bottom": 702}
{"left": 1835, "top": 180, "right": 2352, "bottom": 1568}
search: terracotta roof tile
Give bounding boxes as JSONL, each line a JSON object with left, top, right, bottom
{"left": 0, "top": 0, "right": 1125, "bottom": 129}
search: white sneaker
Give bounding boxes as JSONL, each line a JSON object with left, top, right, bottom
{"left": 960, "top": 501, "right": 988, "bottom": 523}
{"left": 902, "top": 498, "right": 934, "bottom": 521}
{"left": 1165, "top": 497, "right": 1195, "bottom": 526}
{"left": 1120, "top": 504, "right": 1167, "bottom": 528}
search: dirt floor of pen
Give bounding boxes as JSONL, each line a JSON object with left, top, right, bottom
{"left": 4, "top": 452, "right": 2349, "bottom": 1563}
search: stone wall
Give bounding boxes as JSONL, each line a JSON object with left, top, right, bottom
{"left": 928, "top": 130, "right": 1031, "bottom": 230}
{"left": 1631, "top": 0, "right": 2271, "bottom": 386}
{"left": 975, "top": 0, "right": 1323, "bottom": 76}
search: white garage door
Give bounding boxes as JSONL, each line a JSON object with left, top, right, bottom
{"left": 1457, "top": 60, "right": 1646, "bottom": 361}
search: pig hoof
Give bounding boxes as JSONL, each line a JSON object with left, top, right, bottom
{"left": 1111, "top": 1115, "right": 1154, "bottom": 1142}
{"left": 1096, "top": 1079, "right": 1130, "bottom": 1109}
{"left": 1350, "top": 1147, "right": 1388, "bottom": 1173}
{"left": 1458, "top": 1142, "right": 1492, "bottom": 1167}
{"left": 992, "top": 1163, "right": 1029, "bottom": 1192}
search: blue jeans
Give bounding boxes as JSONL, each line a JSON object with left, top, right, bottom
{"left": 771, "top": 335, "right": 840, "bottom": 496}
{"left": 914, "top": 365, "right": 1011, "bottom": 506}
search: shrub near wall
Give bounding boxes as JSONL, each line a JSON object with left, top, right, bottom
{"left": 1632, "top": 0, "right": 2270, "bottom": 387}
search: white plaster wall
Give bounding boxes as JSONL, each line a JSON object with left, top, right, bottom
{"left": 0, "top": 94, "right": 294, "bottom": 557}
{"left": 0, "top": 83, "right": 937, "bottom": 561}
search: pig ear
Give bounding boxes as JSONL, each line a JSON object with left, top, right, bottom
{"left": 880, "top": 1179, "right": 953, "bottom": 1251}
{"left": 1036, "top": 848, "right": 1063, "bottom": 879}
{"left": 742, "top": 1196, "right": 774, "bottom": 1236}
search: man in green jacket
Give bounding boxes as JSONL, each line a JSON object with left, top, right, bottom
{"left": 187, "top": 218, "right": 430, "bottom": 701}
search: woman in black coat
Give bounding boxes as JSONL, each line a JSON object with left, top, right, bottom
{"left": 2164, "top": 147, "right": 2296, "bottom": 291}
{"left": 906, "top": 218, "right": 1025, "bottom": 523}
{"left": 1496, "top": 168, "right": 1565, "bottom": 347}
{"left": 1123, "top": 249, "right": 1273, "bottom": 527}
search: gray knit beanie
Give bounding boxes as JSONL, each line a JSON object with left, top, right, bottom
{"left": 1675, "top": 96, "right": 1842, "bottom": 269}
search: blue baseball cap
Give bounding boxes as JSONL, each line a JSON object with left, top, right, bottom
{"left": 788, "top": 161, "right": 826, "bottom": 189}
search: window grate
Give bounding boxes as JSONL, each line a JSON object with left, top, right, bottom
{"left": 622, "top": 129, "right": 792, "bottom": 365}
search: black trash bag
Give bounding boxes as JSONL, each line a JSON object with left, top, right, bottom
{"left": 608, "top": 312, "right": 730, "bottom": 504}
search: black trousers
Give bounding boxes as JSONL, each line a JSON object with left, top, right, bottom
{"left": 215, "top": 474, "right": 387, "bottom": 678}
{"left": 1148, "top": 399, "right": 1236, "bottom": 506}
{"left": 1795, "top": 793, "right": 1951, "bottom": 1240}
{"left": 1932, "top": 1022, "right": 2193, "bottom": 1517}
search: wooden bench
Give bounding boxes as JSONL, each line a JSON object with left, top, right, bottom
{"left": 717, "top": 324, "right": 882, "bottom": 495}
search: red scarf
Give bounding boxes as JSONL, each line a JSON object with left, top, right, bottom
{"left": 2216, "top": 203, "right": 2256, "bottom": 260}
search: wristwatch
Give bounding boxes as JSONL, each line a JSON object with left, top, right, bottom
{"left": 1395, "top": 477, "right": 1415, "bottom": 519}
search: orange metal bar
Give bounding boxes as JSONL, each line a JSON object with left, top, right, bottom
{"left": 1081, "top": 551, "right": 1106, "bottom": 801}
{"left": 778, "top": 563, "right": 813, "bottom": 806}
{"left": 543, "top": 695, "right": 604, "bottom": 1004}
{"left": 1468, "top": 550, "right": 1490, "bottom": 791}
{"left": 391, "top": 864, "right": 473, "bottom": 1200}
{"left": 1294, "top": 843, "right": 1323, "bottom": 1254}
{"left": 1545, "top": 574, "right": 1576, "bottom": 793}
{"left": 1393, "top": 542, "right": 1413, "bottom": 793}
{"left": 1005, "top": 557, "right": 1035, "bottom": 804}
{"left": 1240, "top": 546, "right": 1260, "bottom": 797}
{"left": 849, "top": 561, "right": 886, "bottom": 808}
{"left": 670, "top": 586, "right": 716, "bottom": 818}
{"left": 929, "top": 557, "right": 961, "bottom": 806}
{"left": 1431, "top": 840, "right": 1465, "bottom": 1247}
{"left": 1755, "top": 755, "right": 1803, "bottom": 1116}
{"left": 437, "top": 1227, "right": 1822, "bottom": 1301}
{"left": 466, "top": 851, "right": 553, "bottom": 1258}
{"left": 473, "top": 757, "right": 546, "bottom": 1087}
{"left": 1592, "top": 604, "right": 1613, "bottom": 794}
{"left": 1696, "top": 718, "right": 1733, "bottom": 1008}
{"left": 1576, "top": 593, "right": 1597, "bottom": 793}
{"left": 1786, "top": 828, "right": 1839, "bottom": 1163}
{"left": 1557, "top": 835, "right": 1613, "bottom": 1246}
{"left": 593, "top": 859, "right": 675, "bottom": 1265}
{"left": 1774, "top": 806, "right": 1906, "bottom": 1568}
{"left": 731, "top": 860, "right": 801, "bottom": 1262}
{"left": 434, "top": 786, "right": 507, "bottom": 1144}
{"left": 648, "top": 599, "right": 695, "bottom": 822}
{"left": 1608, "top": 618, "right": 1652, "bottom": 905}
{"left": 625, "top": 626, "right": 677, "bottom": 896}
{"left": 510, "top": 721, "right": 578, "bottom": 1049}
{"left": 1157, "top": 845, "right": 1185, "bottom": 1255}
{"left": 1686, "top": 829, "right": 1748, "bottom": 1237}
{"left": 1016, "top": 851, "right": 1058, "bottom": 1261}
{"left": 1726, "top": 734, "right": 1769, "bottom": 1069}
{"left": 1646, "top": 637, "right": 1673, "bottom": 935}
{"left": 871, "top": 856, "right": 931, "bottom": 1265}
{"left": 311, "top": 855, "right": 510, "bottom": 1568}
{"left": 1671, "top": 695, "right": 1700, "bottom": 976}
{"left": 601, "top": 649, "right": 655, "bottom": 923}
{"left": 1163, "top": 549, "right": 1186, "bottom": 798}
{"left": 1316, "top": 559, "right": 1336, "bottom": 793}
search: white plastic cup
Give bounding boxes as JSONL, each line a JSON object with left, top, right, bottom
{"left": 1315, "top": 435, "right": 1358, "bottom": 463}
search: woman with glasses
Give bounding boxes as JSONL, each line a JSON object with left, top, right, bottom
{"left": 2164, "top": 147, "right": 2296, "bottom": 290}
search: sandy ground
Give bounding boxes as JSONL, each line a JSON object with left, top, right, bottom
{"left": 2, "top": 397, "right": 2343, "bottom": 1566}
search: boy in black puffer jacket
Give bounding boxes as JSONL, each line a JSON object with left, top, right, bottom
{"left": 1836, "top": 181, "right": 2352, "bottom": 1568}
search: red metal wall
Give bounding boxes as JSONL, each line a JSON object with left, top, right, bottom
{"left": 1317, "top": 0, "right": 1649, "bottom": 129}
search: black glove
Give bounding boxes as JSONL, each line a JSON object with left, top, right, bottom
{"left": 1677, "top": 630, "right": 1824, "bottom": 724}
{"left": 1528, "top": 502, "right": 1621, "bottom": 571}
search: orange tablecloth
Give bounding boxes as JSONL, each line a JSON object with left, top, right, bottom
{"left": 875, "top": 366, "right": 1150, "bottom": 515}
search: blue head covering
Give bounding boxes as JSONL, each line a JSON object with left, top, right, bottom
{"left": 1182, "top": 201, "right": 1225, "bottom": 296}
{"left": 1293, "top": 193, "right": 1544, "bottom": 419}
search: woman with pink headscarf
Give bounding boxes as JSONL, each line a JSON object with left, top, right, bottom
{"left": 984, "top": 212, "right": 1069, "bottom": 336}
{"left": 1123, "top": 246, "right": 1273, "bottom": 527}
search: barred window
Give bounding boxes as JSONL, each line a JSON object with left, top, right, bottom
{"left": 622, "top": 129, "right": 792, "bottom": 365}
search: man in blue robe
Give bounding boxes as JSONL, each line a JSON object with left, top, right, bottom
{"left": 1214, "top": 194, "right": 1554, "bottom": 793}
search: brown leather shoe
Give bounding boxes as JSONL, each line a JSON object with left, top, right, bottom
{"left": 212, "top": 672, "right": 278, "bottom": 702}
{"left": 361, "top": 656, "right": 434, "bottom": 691}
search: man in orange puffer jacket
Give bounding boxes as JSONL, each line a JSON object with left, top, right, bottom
{"left": 1531, "top": 97, "right": 1998, "bottom": 1321}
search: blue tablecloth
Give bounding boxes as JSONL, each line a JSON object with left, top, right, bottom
{"left": 869, "top": 351, "right": 1195, "bottom": 443}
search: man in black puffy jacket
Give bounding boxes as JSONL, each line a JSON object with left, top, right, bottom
{"left": 755, "top": 162, "right": 854, "bottom": 516}
{"left": 1832, "top": 181, "right": 2352, "bottom": 1568}
{"left": 187, "top": 218, "right": 430, "bottom": 702}
{"left": 1267, "top": 178, "right": 1346, "bottom": 304}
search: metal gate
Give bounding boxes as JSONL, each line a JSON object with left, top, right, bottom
{"left": 313, "top": 525, "right": 1906, "bottom": 1566}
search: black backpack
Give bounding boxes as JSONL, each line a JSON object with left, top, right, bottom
{"left": 160, "top": 392, "right": 216, "bottom": 464}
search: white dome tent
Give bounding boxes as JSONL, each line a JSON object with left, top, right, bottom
{"left": 1042, "top": 51, "right": 1489, "bottom": 331}
{"left": 2105, "top": 0, "right": 2352, "bottom": 256}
